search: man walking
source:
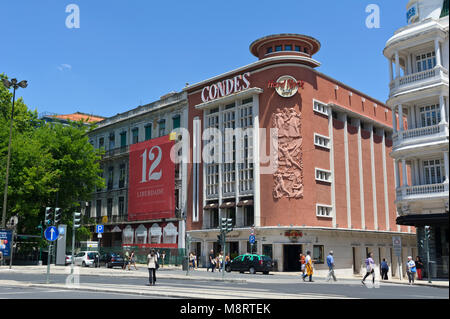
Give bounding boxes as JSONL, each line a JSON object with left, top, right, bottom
{"left": 325, "top": 251, "right": 337, "bottom": 282}
{"left": 362, "top": 252, "right": 376, "bottom": 285}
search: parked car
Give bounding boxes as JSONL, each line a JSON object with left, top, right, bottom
{"left": 73, "top": 251, "right": 99, "bottom": 267}
{"left": 225, "top": 254, "right": 273, "bottom": 274}
{"left": 100, "top": 253, "right": 125, "bottom": 268}
{"left": 65, "top": 253, "right": 72, "bottom": 266}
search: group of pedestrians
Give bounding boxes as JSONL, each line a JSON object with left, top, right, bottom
{"left": 207, "top": 249, "right": 230, "bottom": 272}
{"left": 299, "top": 250, "right": 337, "bottom": 283}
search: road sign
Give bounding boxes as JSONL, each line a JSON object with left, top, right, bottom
{"left": 44, "top": 226, "right": 59, "bottom": 242}
{"left": 0, "top": 230, "right": 12, "bottom": 257}
{"left": 96, "top": 225, "right": 104, "bottom": 233}
{"left": 101, "top": 216, "right": 108, "bottom": 224}
{"left": 249, "top": 234, "right": 256, "bottom": 244}
{"left": 393, "top": 236, "right": 402, "bottom": 256}
{"left": 97, "top": 233, "right": 102, "bottom": 238}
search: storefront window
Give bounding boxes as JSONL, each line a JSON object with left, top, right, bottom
{"left": 163, "top": 222, "right": 178, "bottom": 244}
{"left": 313, "top": 245, "right": 324, "bottom": 264}
{"left": 149, "top": 223, "right": 162, "bottom": 244}
{"left": 122, "top": 225, "right": 134, "bottom": 244}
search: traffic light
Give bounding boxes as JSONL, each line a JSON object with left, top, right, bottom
{"left": 425, "top": 226, "right": 431, "bottom": 240}
{"left": 73, "top": 212, "right": 81, "bottom": 229}
{"left": 221, "top": 218, "right": 227, "bottom": 231}
{"left": 216, "top": 233, "right": 223, "bottom": 245}
{"left": 226, "top": 218, "right": 233, "bottom": 233}
{"left": 45, "top": 207, "right": 54, "bottom": 225}
{"left": 54, "top": 208, "right": 62, "bottom": 224}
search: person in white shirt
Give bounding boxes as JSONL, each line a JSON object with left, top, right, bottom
{"left": 406, "top": 256, "right": 416, "bottom": 285}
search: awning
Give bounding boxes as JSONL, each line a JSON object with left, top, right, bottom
{"left": 204, "top": 203, "right": 219, "bottom": 210}
{"left": 149, "top": 224, "right": 162, "bottom": 236}
{"left": 396, "top": 213, "right": 448, "bottom": 226}
{"left": 237, "top": 200, "right": 254, "bottom": 207}
{"left": 164, "top": 227, "right": 178, "bottom": 236}
{"left": 219, "top": 201, "right": 236, "bottom": 209}
{"left": 111, "top": 226, "right": 122, "bottom": 233}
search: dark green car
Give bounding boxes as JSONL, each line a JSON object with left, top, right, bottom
{"left": 225, "top": 254, "right": 273, "bottom": 274}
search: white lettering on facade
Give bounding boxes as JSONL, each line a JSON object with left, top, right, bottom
{"left": 201, "top": 72, "right": 251, "bottom": 103}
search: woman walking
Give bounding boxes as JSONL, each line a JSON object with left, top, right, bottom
{"left": 299, "top": 253, "right": 306, "bottom": 277}
{"left": 406, "top": 256, "right": 416, "bottom": 285}
{"left": 302, "top": 251, "right": 314, "bottom": 282}
{"left": 128, "top": 250, "right": 138, "bottom": 270}
{"left": 147, "top": 249, "right": 158, "bottom": 286}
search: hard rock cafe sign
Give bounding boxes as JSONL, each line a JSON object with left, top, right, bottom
{"left": 268, "top": 75, "right": 304, "bottom": 98}
{"left": 272, "top": 107, "right": 303, "bottom": 199}
{"left": 285, "top": 230, "right": 303, "bottom": 242}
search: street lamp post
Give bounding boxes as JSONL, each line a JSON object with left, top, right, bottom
{"left": 1, "top": 78, "right": 28, "bottom": 229}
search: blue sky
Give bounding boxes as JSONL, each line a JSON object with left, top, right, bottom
{"left": 0, "top": 0, "right": 408, "bottom": 118}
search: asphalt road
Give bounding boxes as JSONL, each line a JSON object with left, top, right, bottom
{"left": 0, "top": 268, "right": 448, "bottom": 299}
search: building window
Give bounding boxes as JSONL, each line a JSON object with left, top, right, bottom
{"left": 132, "top": 128, "right": 139, "bottom": 144}
{"left": 285, "top": 45, "right": 292, "bottom": 51}
{"left": 420, "top": 104, "right": 441, "bottom": 127}
{"left": 119, "top": 163, "right": 126, "bottom": 188}
{"left": 145, "top": 124, "right": 152, "bottom": 140}
{"left": 239, "top": 105, "right": 254, "bottom": 193}
{"left": 423, "top": 159, "right": 444, "bottom": 184}
{"left": 158, "top": 119, "right": 166, "bottom": 137}
{"left": 275, "top": 45, "right": 282, "bottom": 52}
{"left": 206, "top": 113, "right": 219, "bottom": 197}
{"left": 304, "top": 47, "right": 309, "bottom": 54}
{"left": 86, "top": 202, "right": 91, "bottom": 218}
{"left": 266, "top": 47, "right": 273, "bottom": 54}
{"left": 316, "top": 204, "right": 332, "bottom": 218}
{"left": 96, "top": 200, "right": 102, "bottom": 218}
{"left": 295, "top": 46, "right": 301, "bottom": 52}
{"left": 262, "top": 244, "right": 273, "bottom": 259}
{"left": 314, "top": 133, "right": 330, "bottom": 149}
{"left": 118, "top": 197, "right": 125, "bottom": 217}
{"left": 107, "top": 166, "right": 114, "bottom": 190}
{"left": 107, "top": 198, "right": 113, "bottom": 219}
{"left": 313, "top": 245, "right": 324, "bottom": 264}
{"left": 244, "top": 205, "right": 254, "bottom": 227}
{"left": 173, "top": 115, "right": 181, "bottom": 130}
{"left": 120, "top": 132, "right": 127, "bottom": 147}
{"left": 247, "top": 240, "right": 257, "bottom": 254}
{"left": 222, "top": 110, "right": 236, "bottom": 195}
{"left": 242, "top": 97, "right": 253, "bottom": 105}
{"left": 99, "top": 137, "right": 104, "bottom": 149}
{"left": 109, "top": 133, "right": 115, "bottom": 149}
{"left": 416, "top": 51, "right": 436, "bottom": 72}
{"left": 313, "top": 100, "right": 328, "bottom": 116}
{"left": 211, "top": 209, "right": 219, "bottom": 228}
{"left": 315, "top": 168, "right": 332, "bottom": 183}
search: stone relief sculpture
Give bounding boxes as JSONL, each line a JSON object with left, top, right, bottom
{"left": 272, "top": 107, "right": 304, "bottom": 199}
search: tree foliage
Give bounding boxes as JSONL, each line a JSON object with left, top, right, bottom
{"left": 0, "top": 73, "right": 104, "bottom": 241}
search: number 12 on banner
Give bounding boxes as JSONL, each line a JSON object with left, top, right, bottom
{"left": 140, "top": 146, "right": 163, "bottom": 183}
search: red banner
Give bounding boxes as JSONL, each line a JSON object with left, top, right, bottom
{"left": 128, "top": 136, "right": 175, "bottom": 221}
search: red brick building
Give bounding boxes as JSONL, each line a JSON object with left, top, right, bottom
{"left": 184, "top": 34, "right": 416, "bottom": 277}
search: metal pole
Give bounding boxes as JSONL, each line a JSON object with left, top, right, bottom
{"left": 1, "top": 87, "right": 16, "bottom": 229}
{"left": 222, "top": 231, "right": 226, "bottom": 279}
{"left": 71, "top": 212, "right": 76, "bottom": 275}
{"left": 398, "top": 256, "right": 402, "bottom": 281}
{"left": 46, "top": 243, "right": 51, "bottom": 284}
{"left": 425, "top": 231, "right": 431, "bottom": 283}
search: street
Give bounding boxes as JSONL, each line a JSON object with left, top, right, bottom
{"left": 0, "top": 265, "right": 448, "bottom": 299}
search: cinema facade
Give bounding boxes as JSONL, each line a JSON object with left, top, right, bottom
{"left": 184, "top": 34, "right": 416, "bottom": 277}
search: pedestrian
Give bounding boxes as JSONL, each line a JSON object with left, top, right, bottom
{"left": 380, "top": 258, "right": 389, "bottom": 280}
{"left": 362, "top": 252, "right": 376, "bottom": 285}
{"left": 207, "top": 249, "right": 216, "bottom": 272}
{"left": 0, "top": 251, "right": 3, "bottom": 266}
{"left": 299, "top": 253, "right": 306, "bottom": 277}
{"left": 189, "top": 252, "right": 195, "bottom": 269}
{"left": 147, "top": 249, "right": 158, "bottom": 286}
{"left": 415, "top": 256, "right": 424, "bottom": 280}
{"left": 302, "top": 251, "right": 314, "bottom": 282}
{"left": 123, "top": 250, "right": 130, "bottom": 270}
{"left": 128, "top": 250, "right": 138, "bottom": 270}
{"left": 194, "top": 252, "right": 198, "bottom": 269}
{"left": 161, "top": 250, "right": 166, "bottom": 268}
{"left": 218, "top": 251, "right": 224, "bottom": 271}
{"left": 406, "top": 256, "right": 416, "bottom": 285}
{"left": 325, "top": 251, "right": 337, "bottom": 282}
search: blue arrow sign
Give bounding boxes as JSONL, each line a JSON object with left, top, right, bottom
{"left": 44, "top": 226, "right": 59, "bottom": 242}
{"left": 96, "top": 225, "right": 104, "bottom": 234}
{"left": 249, "top": 234, "right": 256, "bottom": 244}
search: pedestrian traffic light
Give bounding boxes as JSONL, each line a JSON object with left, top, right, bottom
{"left": 45, "top": 207, "right": 53, "bottom": 225}
{"left": 54, "top": 208, "right": 62, "bottom": 224}
{"left": 73, "top": 212, "right": 81, "bottom": 229}
{"left": 226, "top": 218, "right": 233, "bottom": 233}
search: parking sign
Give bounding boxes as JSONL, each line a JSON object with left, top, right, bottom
{"left": 96, "top": 225, "right": 104, "bottom": 234}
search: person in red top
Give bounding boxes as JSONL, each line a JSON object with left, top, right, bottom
{"left": 299, "top": 253, "right": 306, "bottom": 277}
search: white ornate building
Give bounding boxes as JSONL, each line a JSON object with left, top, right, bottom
{"left": 383, "top": 0, "right": 449, "bottom": 278}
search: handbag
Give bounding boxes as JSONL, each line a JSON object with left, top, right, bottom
{"left": 411, "top": 266, "right": 416, "bottom": 273}
{"left": 155, "top": 256, "right": 160, "bottom": 270}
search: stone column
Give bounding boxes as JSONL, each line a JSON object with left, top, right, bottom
{"left": 402, "top": 159, "right": 408, "bottom": 187}
{"left": 398, "top": 105, "right": 404, "bottom": 131}
{"left": 395, "top": 51, "right": 400, "bottom": 78}
{"left": 435, "top": 38, "right": 442, "bottom": 67}
{"left": 392, "top": 107, "right": 397, "bottom": 133}
{"left": 440, "top": 95, "right": 447, "bottom": 124}
{"left": 444, "top": 151, "right": 449, "bottom": 183}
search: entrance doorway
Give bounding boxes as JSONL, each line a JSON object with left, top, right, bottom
{"left": 283, "top": 244, "right": 302, "bottom": 272}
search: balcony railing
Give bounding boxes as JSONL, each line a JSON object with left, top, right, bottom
{"left": 389, "top": 66, "right": 448, "bottom": 93}
{"left": 396, "top": 182, "right": 449, "bottom": 202}
{"left": 102, "top": 145, "right": 129, "bottom": 159}
{"left": 392, "top": 123, "right": 448, "bottom": 148}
